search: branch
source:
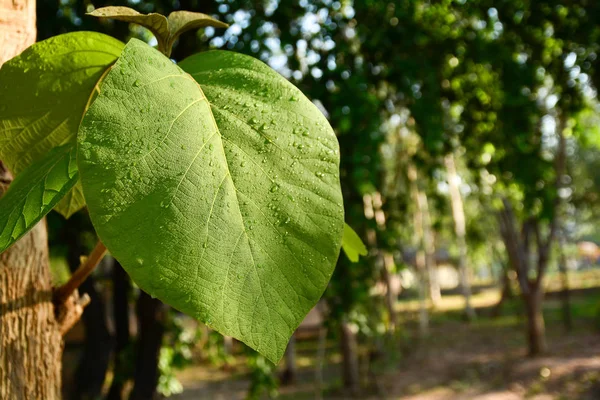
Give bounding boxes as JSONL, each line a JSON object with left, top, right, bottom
{"left": 500, "top": 198, "right": 530, "bottom": 294}
{"left": 53, "top": 240, "right": 107, "bottom": 306}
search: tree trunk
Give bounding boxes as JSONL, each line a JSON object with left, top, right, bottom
{"left": 491, "top": 265, "right": 514, "bottom": 318}
{"left": 129, "top": 292, "right": 167, "bottom": 400}
{"left": 340, "top": 320, "right": 360, "bottom": 394}
{"left": 498, "top": 202, "right": 549, "bottom": 356}
{"left": 558, "top": 233, "right": 572, "bottom": 331}
{"left": 0, "top": 209, "right": 63, "bottom": 399}
{"left": 523, "top": 286, "right": 546, "bottom": 356}
{"left": 381, "top": 252, "right": 398, "bottom": 331}
{"left": 444, "top": 154, "right": 475, "bottom": 320}
{"left": 496, "top": 117, "right": 566, "bottom": 357}
{"left": 0, "top": 2, "right": 64, "bottom": 399}
{"left": 408, "top": 164, "right": 429, "bottom": 335}
{"left": 107, "top": 259, "right": 132, "bottom": 400}
{"left": 0, "top": 0, "right": 36, "bottom": 65}
{"left": 419, "top": 192, "right": 441, "bottom": 307}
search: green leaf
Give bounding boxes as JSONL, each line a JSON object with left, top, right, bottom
{"left": 341, "top": 223, "right": 368, "bottom": 262}
{"left": 0, "top": 31, "right": 123, "bottom": 217}
{"left": 166, "top": 11, "right": 228, "bottom": 51}
{"left": 0, "top": 144, "right": 78, "bottom": 253}
{"left": 78, "top": 39, "right": 344, "bottom": 363}
{"left": 88, "top": 7, "right": 170, "bottom": 52}
{"left": 89, "top": 7, "right": 227, "bottom": 56}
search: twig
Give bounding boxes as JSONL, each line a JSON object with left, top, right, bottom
{"left": 53, "top": 240, "right": 107, "bottom": 306}
{"left": 57, "top": 292, "right": 91, "bottom": 335}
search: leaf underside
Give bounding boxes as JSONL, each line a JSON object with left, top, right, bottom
{"left": 0, "top": 144, "right": 78, "bottom": 253}
{"left": 78, "top": 39, "right": 344, "bottom": 363}
{"left": 341, "top": 223, "right": 368, "bottom": 262}
{"left": 0, "top": 31, "right": 123, "bottom": 218}
{"left": 88, "top": 7, "right": 227, "bottom": 55}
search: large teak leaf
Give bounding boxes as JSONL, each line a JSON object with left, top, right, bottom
{"left": 0, "top": 144, "right": 78, "bottom": 253}
{"left": 78, "top": 39, "right": 344, "bottom": 362}
{"left": 0, "top": 31, "right": 123, "bottom": 217}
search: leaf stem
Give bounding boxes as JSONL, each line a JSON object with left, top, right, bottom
{"left": 53, "top": 240, "right": 107, "bottom": 305}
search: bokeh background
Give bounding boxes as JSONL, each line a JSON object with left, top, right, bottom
{"left": 31, "top": 1, "right": 600, "bottom": 399}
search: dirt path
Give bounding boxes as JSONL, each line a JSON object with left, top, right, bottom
{"left": 173, "top": 288, "right": 600, "bottom": 399}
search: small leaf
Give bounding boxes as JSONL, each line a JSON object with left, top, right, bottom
{"left": 88, "top": 7, "right": 169, "bottom": 52}
{"left": 0, "top": 31, "right": 123, "bottom": 217}
{"left": 341, "top": 223, "right": 368, "bottom": 262}
{"left": 166, "top": 11, "right": 228, "bottom": 51}
{"left": 0, "top": 144, "right": 78, "bottom": 254}
{"left": 89, "top": 7, "right": 227, "bottom": 56}
{"left": 78, "top": 39, "right": 344, "bottom": 363}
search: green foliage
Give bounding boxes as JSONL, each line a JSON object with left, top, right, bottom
{"left": 0, "top": 31, "right": 123, "bottom": 218}
{"left": 157, "top": 314, "right": 201, "bottom": 397}
{"left": 341, "top": 223, "right": 368, "bottom": 262}
{"left": 0, "top": 145, "right": 78, "bottom": 253}
{"left": 245, "top": 349, "right": 278, "bottom": 400}
{"left": 88, "top": 6, "right": 227, "bottom": 56}
{"left": 75, "top": 38, "right": 343, "bottom": 362}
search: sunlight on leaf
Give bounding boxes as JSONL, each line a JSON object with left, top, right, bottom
{"left": 78, "top": 39, "right": 343, "bottom": 363}
{"left": 341, "top": 223, "right": 368, "bottom": 262}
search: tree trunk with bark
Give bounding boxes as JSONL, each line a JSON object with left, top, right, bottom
{"left": 444, "top": 154, "right": 475, "bottom": 320}
{"left": 0, "top": 0, "right": 36, "bottom": 65}
{"left": 496, "top": 118, "right": 566, "bottom": 356}
{"left": 0, "top": 195, "right": 63, "bottom": 399}
{"left": 523, "top": 286, "right": 546, "bottom": 355}
{"left": 0, "top": 2, "right": 65, "bottom": 399}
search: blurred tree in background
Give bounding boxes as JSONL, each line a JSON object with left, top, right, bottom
{"left": 27, "top": 0, "right": 600, "bottom": 398}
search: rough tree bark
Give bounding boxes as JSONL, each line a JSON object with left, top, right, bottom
{"left": 0, "top": 0, "right": 36, "bottom": 65}
{"left": 0, "top": 171, "right": 63, "bottom": 399}
{"left": 444, "top": 154, "right": 476, "bottom": 320}
{"left": 0, "top": 2, "right": 64, "bottom": 399}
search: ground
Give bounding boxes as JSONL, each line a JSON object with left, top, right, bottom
{"left": 172, "top": 273, "right": 600, "bottom": 400}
